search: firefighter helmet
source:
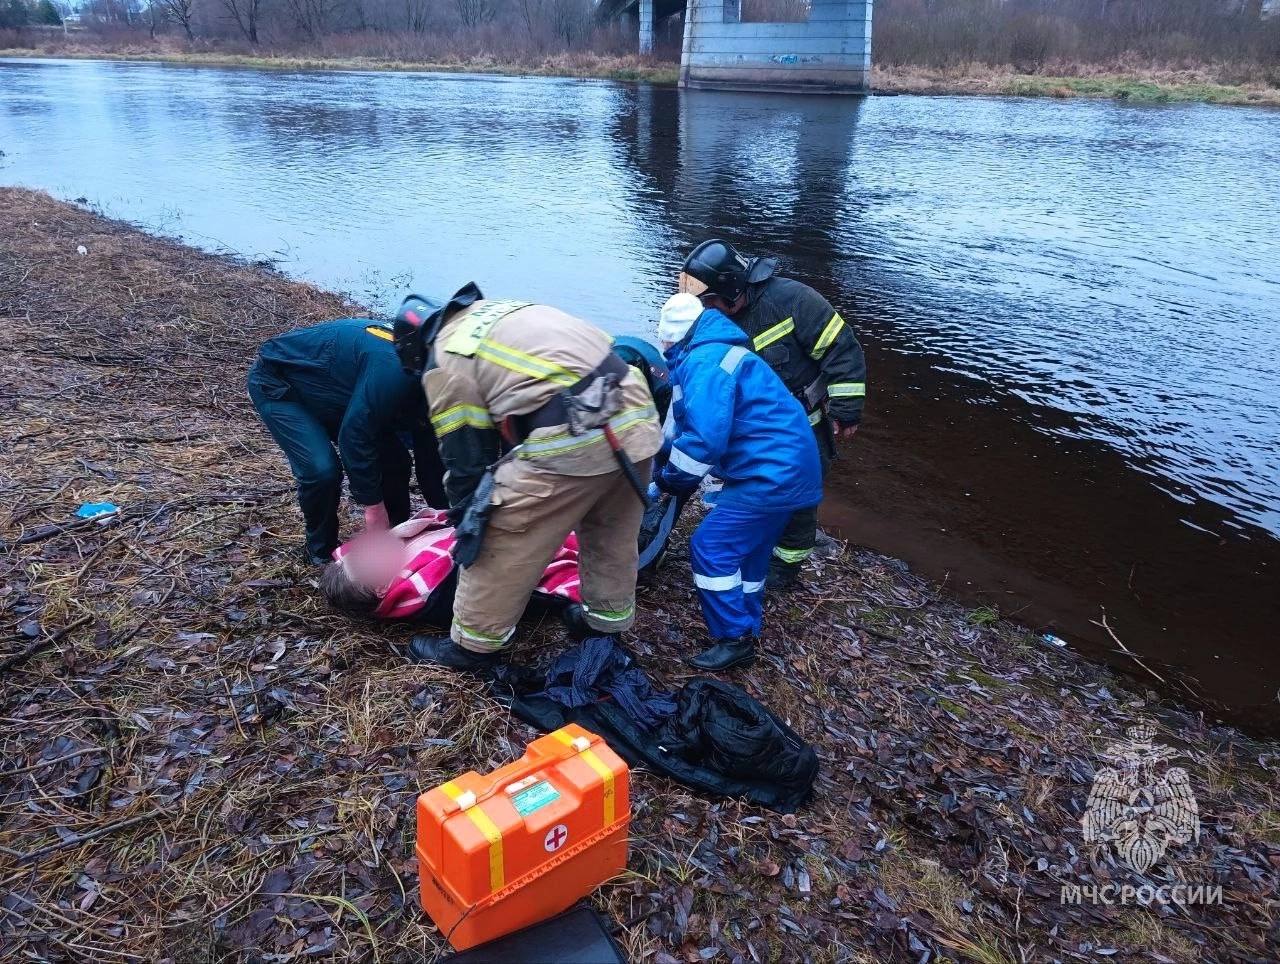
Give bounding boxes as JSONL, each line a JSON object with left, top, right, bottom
{"left": 393, "top": 283, "right": 484, "bottom": 376}
{"left": 680, "top": 239, "right": 777, "bottom": 304}
{"left": 393, "top": 294, "right": 443, "bottom": 376}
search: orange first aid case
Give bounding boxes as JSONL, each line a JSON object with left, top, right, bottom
{"left": 415, "top": 724, "right": 630, "bottom": 951}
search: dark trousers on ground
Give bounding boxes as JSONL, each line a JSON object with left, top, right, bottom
{"left": 772, "top": 416, "right": 835, "bottom": 575}
{"left": 248, "top": 361, "right": 412, "bottom": 561}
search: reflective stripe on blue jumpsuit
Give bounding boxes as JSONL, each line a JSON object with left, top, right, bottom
{"left": 657, "top": 307, "right": 823, "bottom": 641}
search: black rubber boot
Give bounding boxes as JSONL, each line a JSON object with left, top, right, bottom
{"left": 302, "top": 543, "right": 333, "bottom": 567}
{"left": 408, "top": 635, "right": 502, "bottom": 672}
{"left": 687, "top": 636, "right": 756, "bottom": 671}
{"left": 562, "top": 604, "right": 595, "bottom": 641}
{"left": 765, "top": 558, "right": 801, "bottom": 592}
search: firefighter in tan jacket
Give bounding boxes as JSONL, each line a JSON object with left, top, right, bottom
{"left": 391, "top": 283, "right": 663, "bottom": 670}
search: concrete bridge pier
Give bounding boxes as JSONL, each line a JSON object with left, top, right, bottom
{"left": 638, "top": 0, "right": 655, "bottom": 53}
{"left": 679, "top": 0, "right": 872, "bottom": 93}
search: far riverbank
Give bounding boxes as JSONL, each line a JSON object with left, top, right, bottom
{"left": 3, "top": 44, "right": 1278, "bottom": 106}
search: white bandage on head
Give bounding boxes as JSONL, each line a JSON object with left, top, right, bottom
{"left": 658, "top": 292, "right": 703, "bottom": 346}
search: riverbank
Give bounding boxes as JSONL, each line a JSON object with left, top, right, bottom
{"left": 3, "top": 44, "right": 1279, "bottom": 106}
{"left": 0, "top": 45, "right": 682, "bottom": 84}
{"left": 1, "top": 188, "right": 1277, "bottom": 961}
{"left": 871, "top": 62, "right": 1280, "bottom": 106}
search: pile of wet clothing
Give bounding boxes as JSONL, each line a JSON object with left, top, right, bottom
{"left": 490, "top": 636, "right": 818, "bottom": 813}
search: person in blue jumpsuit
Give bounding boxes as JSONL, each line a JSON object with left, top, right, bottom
{"left": 654, "top": 294, "right": 823, "bottom": 671}
{"left": 248, "top": 319, "right": 446, "bottom": 565}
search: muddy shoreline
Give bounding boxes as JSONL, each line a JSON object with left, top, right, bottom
{"left": 2, "top": 190, "right": 1278, "bottom": 962}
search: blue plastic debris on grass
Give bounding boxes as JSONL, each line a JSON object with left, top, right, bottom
{"left": 76, "top": 502, "right": 119, "bottom": 519}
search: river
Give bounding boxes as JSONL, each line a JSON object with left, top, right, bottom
{"left": 2, "top": 57, "right": 1277, "bottom": 732}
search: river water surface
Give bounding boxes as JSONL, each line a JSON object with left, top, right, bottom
{"left": 2, "top": 58, "right": 1277, "bottom": 731}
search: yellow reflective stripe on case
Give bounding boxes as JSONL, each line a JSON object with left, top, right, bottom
{"left": 552, "top": 731, "right": 616, "bottom": 825}
{"left": 365, "top": 324, "right": 394, "bottom": 341}
{"left": 443, "top": 301, "right": 533, "bottom": 357}
{"left": 807, "top": 408, "right": 823, "bottom": 426}
{"left": 810, "top": 313, "right": 845, "bottom": 359}
{"left": 475, "top": 340, "right": 580, "bottom": 387}
{"left": 440, "top": 780, "right": 505, "bottom": 891}
{"left": 752, "top": 317, "right": 794, "bottom": 352}
{"left": 828, "top": 382, "right": 866, "bottom": 398}
{"left": 581, "top": 750, "right": 616, "bottom": 825}
{"left": 431, "top": 403, "right": 493, "bottom": 435}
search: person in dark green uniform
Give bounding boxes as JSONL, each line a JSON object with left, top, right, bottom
{"left": 248, "top": 319, "right": 445, "bottom": 565}
{"left": 680, "top": 240, "right": 866, "bottom": 590}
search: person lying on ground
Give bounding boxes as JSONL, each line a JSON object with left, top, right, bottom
{"left": 320, "top": 492, "right": 683, "bottom": 627}
{"left": 653, "top": 293, "right": 823, "bottom": 672}
{"left": 248, "top": 318, "right": 446, "bottom": 565}
{"left": 320, "top": 508, "right": 580, "bottom": 624}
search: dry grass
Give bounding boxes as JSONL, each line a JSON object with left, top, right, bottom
{"left": 879, "top": 849, "right": 1015, "bottom": 962}
{"left": 5, "top": 40, "right": 1280, "bottom": 104}
{"left": 2, "top": 188, "right": 1278, "bottom": 961}
{"left": 0, "top": 40, "right": 681, "bottom": 85}
{"left": 1111, "top": 914, "right": 1200, "bottom": 964}
{"left": 872, "top": 61, "right": 1280, "bottom": 106}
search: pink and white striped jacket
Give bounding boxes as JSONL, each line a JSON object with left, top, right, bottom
{"left": 333, "top": 509, "right": 581, "bottom": 621}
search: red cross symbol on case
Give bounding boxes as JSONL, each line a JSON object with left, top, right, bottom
{"left": 544, "top": 824, "right": 569, "bottom": 852}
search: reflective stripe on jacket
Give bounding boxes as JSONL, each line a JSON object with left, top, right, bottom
{"left": 733, "top": 276, "right": 867, "bottom": 426}
{"left": 424, "top": 301, "right": 663, "bottom": 513}
{"left": 659, "top": 308, "right": 823, "bottom": 513}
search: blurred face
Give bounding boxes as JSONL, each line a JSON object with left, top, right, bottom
{"left": 340, "top": 528, "right": 404, "bottom": 594}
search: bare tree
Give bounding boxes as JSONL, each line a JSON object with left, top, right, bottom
{"left": 282, "top": 0, "right": 336, "bottom": 37}
{"left": 405, "top": 0, "right": 429, "bottom": 32}
{"left": 222, "top": 0, "right": 267, "bottom": 41}
{"left": 454, "top": 0, "right": 495, "bottom": 29}
{"left": 159, "top": 0, "right": 196, "bottom": 38}
{"left": 548, "top": 0, "right": 589, "bottom": 45}
{"left": 517, "top": 0, "right": 543, "bottom": 34}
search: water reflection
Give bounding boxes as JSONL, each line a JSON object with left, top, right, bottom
{"left": 2, "top": 57, "right": 1279, "bottom": 728}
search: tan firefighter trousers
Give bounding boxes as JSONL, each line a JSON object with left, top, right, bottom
{"left": 451, "top": 457, "right": 654, "bottom": 652}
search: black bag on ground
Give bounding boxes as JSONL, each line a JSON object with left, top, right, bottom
{"left": 491, "top": 642, "right": 818, "bottom": 814}
{"left": 656, "top": 679, "right": 818, "bottom": 804}
{"left": 441, "top": 905, "right": 624, "bottom": 963}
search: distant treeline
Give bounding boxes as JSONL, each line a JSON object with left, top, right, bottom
{"left": 1, "top": 0, "right": 64, "bottom": 27}
{"left": 11, "top": 0, "right": 639, "bottom": 53}
{"left": 2, "top": 0, "right": 1277, "bottom": 82}
{"left": 875, "top": 0, "right": 1280, "bottom": 77}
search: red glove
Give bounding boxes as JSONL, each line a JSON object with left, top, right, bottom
{"left": 362, "top": 502, "right": 390, "bottom": 532}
